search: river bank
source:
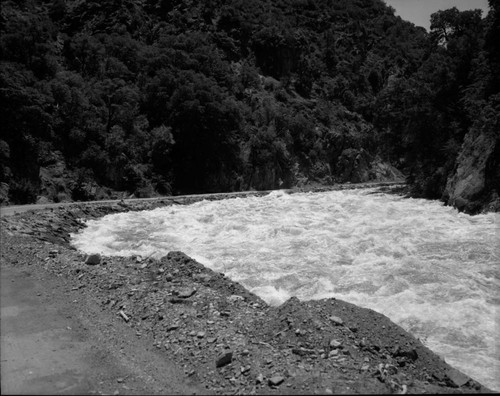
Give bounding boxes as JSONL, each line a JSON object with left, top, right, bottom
{"left": 0, "top": 184, "right": 492, "bottom": 394}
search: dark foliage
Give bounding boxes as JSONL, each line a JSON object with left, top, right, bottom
{"left": 0, "top": 0, "right": 497, "bottom": 206}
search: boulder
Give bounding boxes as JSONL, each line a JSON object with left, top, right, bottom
{"left": 85, "top": 253, "right": 101, "bottom": 265}
{"left": 444, "top": 125, "right": 499, "bottom": 212}
{"left": 216, "top": 351, "right": 233, "bottom": 368}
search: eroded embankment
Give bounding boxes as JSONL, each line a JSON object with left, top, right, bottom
{"left": 0, "top": 186, "right": 492, "bottom": 394}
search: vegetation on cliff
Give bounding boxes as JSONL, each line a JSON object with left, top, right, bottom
{"left": 0, "top": 0, "right": 498, "bottom": 212}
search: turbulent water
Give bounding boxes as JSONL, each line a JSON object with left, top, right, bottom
{"left": 71, "top": 188, "right": 500, "bottom": 390}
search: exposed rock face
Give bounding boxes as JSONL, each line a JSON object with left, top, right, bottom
{"left": 444, "top": 126, "right": 500, "bottom": 213}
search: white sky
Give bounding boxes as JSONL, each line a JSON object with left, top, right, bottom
{"left": 383, "top": 0, "right": 490, "bottom": 31}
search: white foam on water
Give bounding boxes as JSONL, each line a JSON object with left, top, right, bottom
{"left": 71, "top": 189, "right": 500, "bottom": 390}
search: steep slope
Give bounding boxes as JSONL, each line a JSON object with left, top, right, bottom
{"left": 0, "top": 0, "right": 497, "bottom": 213}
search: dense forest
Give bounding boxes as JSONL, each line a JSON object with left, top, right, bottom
{"left": 1, "top": 0, "right": 498, "bottom": 213}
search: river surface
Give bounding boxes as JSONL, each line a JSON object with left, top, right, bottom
{"left": 71, "top": 188, "right": 500, "bottom": 390}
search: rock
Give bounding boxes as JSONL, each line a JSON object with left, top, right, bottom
{"left": 329, "top": 316, "right": 344, "bottom": 326}
{"left": 292, "top": 348, "right": 315, "bottom": 356}
{"left": 194, "top": 273, "right": 212, "bottom": 283}
{"left": 329, "top": 339, "right": 342, "bottom": 349}
{"left": 445, "top": 368, "right": 470, "bottom": 388}
{"left": 167, "top": 324, "right": 179, "bottom": 332}
{"left": 85, "top": 253, "right": 101, "bottom": 265}
{"left": 178, "top": 288, "right": 197, "bottom": 299}
{"left": 165, "top": 273, "right": 173, "bottom": 281}
{"left": 268, "top": 376, "right": 284, "bottom": 386}
{"left": 216, "top": 351, "right": 233, "bottom": 368}
{"left": 328, "top": 349, "right": 339, "bottom": 358}
{"left": 207, "top": 337, "right": 217, "bottom": 343}
{"left": 197, "top": 331, "right": 205, "bottom": 338}
{"left": 228, "top": 295, "right": 244, "bottom": 302}
{"left": 256, "top": 373, "right": 265, "bottom": 384}
{"left": 444, "top": 127, "right": 498, "bottom": 213}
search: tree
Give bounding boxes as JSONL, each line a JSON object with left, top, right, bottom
{"left": 430, "top": 7, "right": 482, "bottom": 46}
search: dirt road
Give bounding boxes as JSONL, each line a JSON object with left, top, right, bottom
{"left": 0, "top": 182, "right": 406, "bottom": 216}
{"left": 0, "top": 242, "right": 206, "bottom": 395}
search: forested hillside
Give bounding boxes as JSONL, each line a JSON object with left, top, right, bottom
{"left": 1, "top": 0, "right": 498, "bottom": 213}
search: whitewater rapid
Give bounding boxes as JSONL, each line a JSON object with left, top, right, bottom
{"left": 71, "top": 188, "right": 499, "bottom": 390}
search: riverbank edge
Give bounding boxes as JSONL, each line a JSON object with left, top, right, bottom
{"left": 0, "top": 183, "right": 492, "bottom": 394}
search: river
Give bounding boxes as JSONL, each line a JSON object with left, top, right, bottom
{"left": 71, "top": 188, "right": 499, "bottom": 390}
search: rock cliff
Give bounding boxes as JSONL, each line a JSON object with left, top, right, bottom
{"left": 443, "top": 115, "right": 500, "bottom": 214}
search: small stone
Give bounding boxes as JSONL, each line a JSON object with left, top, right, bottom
{"left": 241, "top": 349, "right": 250, "bottom": 356}
{"left": 178, "top": 288, "right": 197, "bottom": 299}
{"left": 256, "top": 373, "right": 265, "bottom": 384}
{"left": 85, "top": 254, "right": 101, "bottom": 265}
{"left": 330, "top": 339, "right": 342, "bottom": 349}
{"left": 325, "top": 388, "right": 334, "bottom": 394}
{"left": 329, "top": 316, "right": 343, "bottom": 326}
{"left": 447, "top": 368, "right": 470, "bottom": 388}
{"left": 116, "top": 378, "right": 124, "bottom": 383}
{"left": 197, "top": 332, "right": 205, "bottom": 338}
{"left": 328, "top": 349, "right": 339, "bottom": 358}
{"left": 228, "top": 295, "right": 244, "bottom": 302}
{"left": 165, "top": 273, "right": 173, "bottom": 281}
{"left": 207, "top": 337, "right": 217, "bottom": 343}
{"left": 167, "top": 324, "right": 179, "bottom": 331}
{"left": 216, "top": 351, "right": 233, "bottom": 368}
{"left": 195, "top": 273, "right": 212, "bottom": 283}
{"left": 268, "top": 376, "right": 284, "bottom": 386}
{"left": 292, "top": 347, "right": 315, "bottom": 356}
{"left": 361, "top": 364, "right": 370, "bottom": 371}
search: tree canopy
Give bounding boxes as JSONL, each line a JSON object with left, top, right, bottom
{"left": 0, "top": 0, "right": 497, "bottom": 210}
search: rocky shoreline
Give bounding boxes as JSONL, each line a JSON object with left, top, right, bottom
{"left": 0, "top": 185, "right": 492, "bottom": 394}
